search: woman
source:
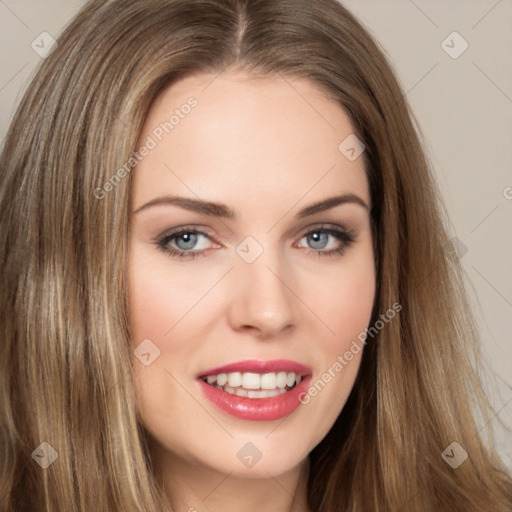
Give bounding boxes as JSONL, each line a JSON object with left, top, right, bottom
{"left": 1, "top": 0, "right": 511, "bottom": 510}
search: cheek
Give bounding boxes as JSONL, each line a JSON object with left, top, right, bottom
{"left": 306, "top": 251, "right": 376, "bottom": 350}
{"left": 129, "top": 273, "right": 176, "bottom": 346}
{"left": 128, "top": 255, "right": 211, "bottom": 446}
{"left": 128, "top": 248, "right": 211, "bottom": 344}
{"left": 296, "top": 252, "right": 375, "bottom": 447}
{"left": 331, "top": 267, "right": 375, "bottom": 342}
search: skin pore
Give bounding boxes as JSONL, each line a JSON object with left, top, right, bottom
{"left": 128, "top": 71, "right": 376, "bottom": 512}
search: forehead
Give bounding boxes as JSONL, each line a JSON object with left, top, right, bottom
{"left": 131, "top": 71, "right": 370, "bottom": 217}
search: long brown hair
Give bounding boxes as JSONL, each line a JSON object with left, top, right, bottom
{"left": 1, "top": 0, "right": 511, "bottom": 510}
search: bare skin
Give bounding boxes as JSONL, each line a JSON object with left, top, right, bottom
{"left": 128, "top": 70, "right": 375, "bottom": 512}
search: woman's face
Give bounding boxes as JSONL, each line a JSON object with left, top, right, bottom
{"left": 128, "top": 71, "right": 375, "bottom": 479}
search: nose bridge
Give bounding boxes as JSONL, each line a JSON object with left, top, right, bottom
{"left": 228, "top": 242, "right": 299, "bottom": 336}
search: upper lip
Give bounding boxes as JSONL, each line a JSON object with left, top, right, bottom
{"left": 197, "top": 359, "right": 312, "bottom": 378}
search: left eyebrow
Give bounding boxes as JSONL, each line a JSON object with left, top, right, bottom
{"left": 296, "top": 193, "right": 370, "bottom": 218}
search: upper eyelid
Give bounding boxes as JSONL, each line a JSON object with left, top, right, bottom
{"left": 158, "top": 223, "right": 354, "bottom": 248}
{"left": 156, "top": 225, "right": 216, "bottom": 241}
{"left": 160, "top": 222, "right": 350, "bottom": 236}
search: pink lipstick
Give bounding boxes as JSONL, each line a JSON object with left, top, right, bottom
{"left": 197, "top": 359, "right": 312, "bottom": 421}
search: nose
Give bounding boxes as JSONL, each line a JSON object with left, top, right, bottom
{"left": 227, "top": 254, "right": 300, "bottom": 339}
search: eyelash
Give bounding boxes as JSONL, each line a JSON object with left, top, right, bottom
{"left": 154, "top": 225, "right": 356, "bottom": 261}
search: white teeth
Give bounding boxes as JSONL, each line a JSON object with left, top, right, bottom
{"left": 246, "top": 389, "right": 287, "bottom": 399}
{"left": 260, "top": 373, "right": 277, "bottom": 389}
{"left": 242, "top": 372, "right": 261, "bottom": 390}
{"left": 228, "top": 372, "right": 242, "bottom": 388}
{"left": 276, "top": 372, "right": 288, "bottom": 388}
{"left": 216, "top": 373, "right": 228, "bottom": 386}
{"left": 203, "top": 370, "right": 303, "bottom": 395}
{"left": 248, "top": 390, "right": 269, "bottom": 398}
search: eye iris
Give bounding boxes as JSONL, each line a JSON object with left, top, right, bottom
{"left": 308, "top": 232, "right": 328, "bottom": 249}
{"left": 175, "top": 232, "right": 197, "bottom": 250}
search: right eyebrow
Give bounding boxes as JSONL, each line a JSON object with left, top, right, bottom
{"left": 133, "top": 196, "right": 235, "bottom": 218}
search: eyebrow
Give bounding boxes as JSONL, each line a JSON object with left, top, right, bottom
{"left": 133, "top": 193, "right": 369, "bottom": 218}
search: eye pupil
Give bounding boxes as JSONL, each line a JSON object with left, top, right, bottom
{"left": 308, "top": 232, "right": 328, "bottom": 249}
{"left": 176, "top": 232, "right": 197, "bottom": 250}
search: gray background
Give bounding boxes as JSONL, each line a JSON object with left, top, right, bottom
{"left": 1, "top": 0, "right": 511, "bottom": 470}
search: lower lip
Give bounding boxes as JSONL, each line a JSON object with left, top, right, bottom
{"left": 198, "top": 375, "right": 312, "bottom": 421}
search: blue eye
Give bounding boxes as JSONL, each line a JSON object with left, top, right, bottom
{"left": 297, "top": 227, "right": 355, "bottom": 257}
{"left": 157, "top": 229, "right": 216, "bottom": 260}
{"left": 155, "top": 225, "right": 356, "bottom": 261}
{"left": 174, "top": 232, "right": 199, "bottom": 250}
{"left": 306, "top": 231, "right": 329, "bottom": 249}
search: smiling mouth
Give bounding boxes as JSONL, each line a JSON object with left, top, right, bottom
{"left": 201, "top": 371, "right": 303, "bottom": 399}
